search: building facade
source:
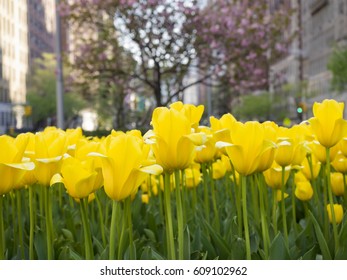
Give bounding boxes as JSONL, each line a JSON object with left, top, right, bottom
{"left": 0, "top": 0, "right": 29, "bottom": 133}
{"left": 27, "top": 0, "right": 56, "bottom": 66}
{"left": 270, "top": 0, "right": 347, "bottom": 118}
{"left": 0, "top": 0, "right": 57, "bottom": 134}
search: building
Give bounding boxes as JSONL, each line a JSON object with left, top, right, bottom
{"left": 27, "top": 0, "right": 56, "bottom": 66}
{"left": 270, "top": 0, "right": 347, "bottom": 119}
{"left": 0, "top": 0, "right": 58, "bottom": 134}
{"left": 0, "top": 0, "right": 29, "bottom": 134}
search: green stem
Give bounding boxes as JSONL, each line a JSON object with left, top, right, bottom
{"left": 0, "top": 195, "right": 4, "bottom": 260}
{"left": 201, "top": 163, "right": 210, "bottom": 224}
{"left": 343, "top": 174, "right": 347, "bottom": 209}
{"left": 235, "top": 179, "right": 243, "bottom": 237}
{"left": 250, "top": 175, "right": 260, "bottom": 226}
{"left": 109, "top": 200, "right": 118, "bottom": 260}
{"left": 164, "top": 173, "right": 175, "bottom": 260}
{"left": 95, "top": 192, "right": 106, "bottom": 247}
{"left": 175, "top": 170, "right": 184, "bottom": 260}
{"left": 272, "top": 190, "right": 278, "bottom": 235}
{"left": 241, "top": 175, "right": 251, "bottom": 260}
{"left": 257, "top": 174, "right": 269, "bottom": 259}
{"left": 80, "top": 197, "right": 94, "bottom": 260}
{"left": 125, "top": 196, "right": 134, "bottom": 260}
{"left": 118, "top": 202, "right": 127, "bottom": 260}
{"left": 326, "top": 147, "right": 339, "bottom": 256}
{"left": 322, "top": 163, "right": 329, "bottom": 239}
{"left": 44, "top": 186, "right": 53, "bottom": 260}
{"left": 291, "top": 179, "right": 298, "bottom": 234}
{"left": 281, "top": 166, "right": 289, "bottom": 248}
{"left": 16, "top": 190, "right": 25, "bottom": 259}
{"left": 29, "top": 185, "right": 35, "bottom": 260}
{"left": 209, "top": 164, "right": 220, "bottom": 233}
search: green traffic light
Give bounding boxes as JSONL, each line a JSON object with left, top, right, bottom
{"left": 297, "top": 107, "right": 303, "bottom": 114}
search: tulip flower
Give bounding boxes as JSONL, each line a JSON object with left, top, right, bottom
{"left": 0, "top": 134, "right": 35, "bottom": 195}
{"left": 169, "top": 101, "right": 204, "bottom": 129}
{"left": 326, "top": 204, "right": 344, "bottom": 224}
{"left": 184, "top": 165, "right": 202, "bottom": 188}
{"left": 92, "top": 134, "right": 162, "bottom": 201}
{"left": 33, "top": 127, "right": 68, "bottom": 186}
{"left": 309, "top": 99, "right": 347, "bottom": 148}
{"left": 263, "top": 165, "right": 290, "bottom": 189}
{"left": 217, "top": 121, "right": 276, "bottom": 176}
{"left": 150, "top": 106, "right": 206, "bottom": 173}
{"left": 309, "top": 140, "right": 339, "bottom": 164}
{"left": 51, "top": 156, "right": 100, "bottom": 199}
{"left": 212, "top": 159, "right": 227, "bottom": 180}
{"left": 295, "top": 181, "right": 313, "bottom": 201}
{"left": 330, "top": 172, "right": 344, "bottom": 196}
{"left": 301, "top": 155, "right": 321, "bottom": 180}
{"left": 332, "top": 152, "right": 347, "bottom": 174}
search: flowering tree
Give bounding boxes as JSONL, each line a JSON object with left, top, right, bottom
{"left": 60, "top": 0, "right": 291, "bottom": 115}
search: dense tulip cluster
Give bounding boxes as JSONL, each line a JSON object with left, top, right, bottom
{"left": 0, "top": 99, "right": 347, "bottom": 260}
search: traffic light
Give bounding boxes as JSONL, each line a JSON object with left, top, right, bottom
{"left": 296, "top": 102, "right": 306, "bottom": 121}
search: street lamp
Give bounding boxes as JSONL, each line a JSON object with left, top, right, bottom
{"left": 55, "top": 0, "right": 64, "bottom": 129}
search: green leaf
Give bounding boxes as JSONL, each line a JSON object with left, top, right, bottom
{"left": 301, "top": 245, "right": 318, "bottom": 260}
{"left": 269, "top": 232, "right": 290, "bottom": 260}
{"left": 144, "top": 228, "right": 156, "bottom": 243}
{"left": 184, "top": 225, "right": 191, "bottom": 260}
{"left": 308, "top": 210, "right": 332, "bottom": 260}
{"left": 203, "top": 220, "right": 230, "bottom": 258}
{"left": 61, "top": 229, "right": 74, "bottom": 242}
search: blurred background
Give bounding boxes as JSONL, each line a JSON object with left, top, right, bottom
{"left": 1, "top": 0, "right": 347, "bottom": 135}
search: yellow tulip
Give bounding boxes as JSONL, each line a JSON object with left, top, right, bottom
{"left": 141, "top": 194, "right": 149, "bottom": 204}
{"left": 274, "top": 138, "right": 307, "bottom": 168}
{"left": 263, "top": 165, "right": 290, "bottom": 189}
{"left": 309, "top": 99, "right": 347, "bottom": 148}
{"left": 184, "top": 165, "right": 202, "bottom": 188}
{"left": 212, "top": 159, "right": 226, "bottom": 180}
{"left": 309, "top": 140, "right": 339, "bottom": 164}
{"left": 295, "top": 181, "right": 313, "bottom": 201}
{"left": 0, "top": 134, "right": 35, "bottom": 195}
{"left": 91, "top": 134, "right": 163, "bottom": 201}
{"left": 326, "top": 204, "right": 344, "bottom": 224}
{"left": 51, "top": 156, "right": 99, "bottom": 199}
{"left": 301, "top": 155, "right": 321, "bottom": 180}
{"left": 169, "top": 101, "right": 204, "bottom": 129}
{"left": 294, "top": 171, "right": 308, "bottom": 184}
{"left": 330, "top": 172, "right": 344, "bottom": 196}
{"left": 218, "top": 121, "right": 276, "bottom": 176}
{"left": 66, "top": 127, "right": 83, "bottom": 156}
{"left": 276, "top": 190, "right": 289, "bottom": 202}
{"left": 150, "top": 107, "right": 205, "bottom": 172}
{"left": 332, "top": 152, "right": 347, "bottom": 174}
{"left": 338, "top": 138, "right": 347, "bottom": 157}
{"left": 194, "top": 127, "right": 217, "bottom": 163}
{"left": 33, "top": 128, "right": 68, "bottom": 186}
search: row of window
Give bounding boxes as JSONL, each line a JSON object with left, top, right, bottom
{"left": 0, "top": 110, "right": 14, "bottom": 127}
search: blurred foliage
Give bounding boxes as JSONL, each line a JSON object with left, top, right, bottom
{"left": 327, "top": 46, "right": 347, "bottom": 92}
{"left": 27, "top": 53, "right": 85, "bottom": 130}
{"left": 233, "top": 92, "right": 272, "bottom": 121}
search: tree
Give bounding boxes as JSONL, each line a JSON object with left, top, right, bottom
{"left": 327, "top": 46, "right": 347, "bottom": 92}
{"left": 27, "top": 53, "right": 85, "bottom": 130}
{"left": 60, "top": 0, "right": 291, "bottom": 112}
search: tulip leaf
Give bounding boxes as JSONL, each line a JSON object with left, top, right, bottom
{"left": 140, "top": 246, "right": 164, "bottom": 260}
{"left": 184, "top": 225, "right": 191, "bottom": 260}
{"left": 203, "top": 220, "right": 230, "bottom": 258}
{"left": 269, "top": 232, "right": 290, "bottom": 260}
{"left": 308, "top": 210, "right": 332, "bottom": 260}
{"left": 144, "top": 228, "right": 157, "bottom": 243}
{"left": 61, "top": 228, "right": 74, "bottom": 242}
{"left": 301, "top": 245, "right": 318, "bottom": 260}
